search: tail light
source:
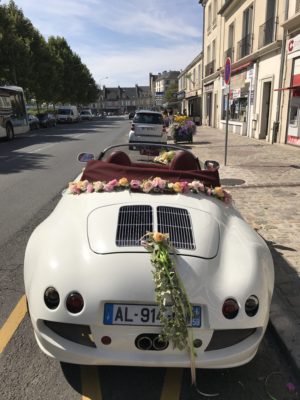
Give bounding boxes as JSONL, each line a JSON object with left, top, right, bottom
{"left": 66, "top": 292, "right": 84, "bottom": 314}
{"left": 222, "top": 298, "right": 239, "bottom": 319}
{"left": 245, "top": 295, "right": 259, "bottom": 316}
{"left": 131, "top": 123, "right": 135, "bottom": 131}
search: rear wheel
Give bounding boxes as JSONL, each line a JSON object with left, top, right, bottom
{"left": 6, "top": 123, "right": 14, "bottom": 140}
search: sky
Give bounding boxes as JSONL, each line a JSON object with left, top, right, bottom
{"left": 3, "top": 0, "right": 203, "bottom": 88}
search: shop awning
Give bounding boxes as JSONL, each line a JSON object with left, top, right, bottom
{"left": 274, "top": 85, "right": 300, "bottom": 91}
{"left": 275, "top": 74, "right": 300, "bottom": 90}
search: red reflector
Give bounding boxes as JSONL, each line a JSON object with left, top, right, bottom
{"left": 101, "top": 336, "right": 112, "bottom": 345}
{"left": 222, "top": 298, "right": 239, "bottom": 319}
{"left": 66, "top": 292, "right": 84, "bottom": 314}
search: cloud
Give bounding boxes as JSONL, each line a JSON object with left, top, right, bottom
{"left": 3, "top": 0, "right": 203, "bottom": 86}
{"left": 84, "top": 43, "right": 202, "bottom": 86}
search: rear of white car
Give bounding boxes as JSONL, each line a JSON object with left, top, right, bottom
{"left": 129, "top": 110, "right": 167, "bottom": 145}
{"left": 80, "top": 110, "right": 93, "bottom": 120}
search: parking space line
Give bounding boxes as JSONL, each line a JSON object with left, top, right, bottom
{"left": 81, "top": 366, "right": 102, "bottom": 400}
{"left": 0, "top": 294, "right": 27, "bottom": 353}
{"left": 160, "top": 368, "right": 183, "bottom": 400}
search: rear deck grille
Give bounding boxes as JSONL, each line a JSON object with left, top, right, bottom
{"left": 157, "top": 206, "right": 195, "bottom": 250}
{"left": 116, "top": 205, "right": 153, "bottom": 246}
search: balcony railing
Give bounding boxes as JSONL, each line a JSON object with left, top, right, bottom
{"left": 258, "top": 17, "right": 277, "bottom": 48}
{"left": 205, "top": 60, "right": 215, "bottom": 77}
{"left": 237, "top": 34, "right": 253, "bottom": 59}
{"left": 224, "top": 47, "right": 234, "bottom": 62}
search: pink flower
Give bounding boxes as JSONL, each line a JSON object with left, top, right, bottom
{"left": 130, "top": 179, "right": 141, "bottom": 189}
{"left": 104, "top": 183, "right": 115, "bottom": 192}
{"left": 87, "top": 183, "right": 94, "bottom": 193}
{"left": 223, "top": 190, "right": 232, "bottom": 204}
{"left": 152, "top": 177, "right": 166, "bottom": 189}
{"left": 190, "top": 180, "right": 205, "bottom": 192}
{"left": 180, "top": 181, "right": 189, "bottom": 193}
{"left": 68, "top": 182, "right": 80, "bottom": 194}
{"left": 108, "top": 179, "right": 118, "bottom": 188}
{"left": 142, "top": 180, "right": 154, "bottom": 193}
{"left": 286, "top": 382, "right": 296, "bottom": 392}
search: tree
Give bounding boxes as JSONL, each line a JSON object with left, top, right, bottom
{"left": 47, "top": 37, "right": 98, "bottom": 105}
{"left": 164, "top": 82, "right": 178, "bottom": 105}
{"left": 0, "top": 1, "right": 34, "bottom": 86}
{"left": 0, "top": 1, "right": 98, "bottom": 107}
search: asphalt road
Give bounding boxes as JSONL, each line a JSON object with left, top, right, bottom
{"left": 0, "top": 117, "right": 299, "bottom": 400}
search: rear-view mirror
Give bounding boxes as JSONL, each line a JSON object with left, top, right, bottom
{"left": 78, "top": 152, "right": 95, "bottom": 162}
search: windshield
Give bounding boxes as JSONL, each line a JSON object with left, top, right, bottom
{"left": 133, "top": 113, "right": 164, "bottom": 125}
{"left": 58, "top": 109, "right": 71, "bottom": 115}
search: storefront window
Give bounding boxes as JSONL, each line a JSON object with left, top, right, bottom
{"left": 287, "top": 57, "right": 300, "bottom": 146}
{"left": 222, "top": 91, "right": 248, "bottom": 122}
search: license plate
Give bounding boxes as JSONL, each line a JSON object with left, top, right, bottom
{"left": 103, "top": 303, "right": 201, "bottom": 327}
{"left": 141, "top": 127, "right": 154, "bottom": 131}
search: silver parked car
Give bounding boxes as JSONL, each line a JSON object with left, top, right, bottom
{"left": 129, "top": 110, "right": 167, "bottom": 147}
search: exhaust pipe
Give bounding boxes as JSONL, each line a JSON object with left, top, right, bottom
{"left": 136, "top": 335, "right": 152, "bottom": 350}
{"left": 152, "top": 336, "right": 168, "bottom": 351}
{"left": 135, "top": 334, "right": 169, "bottom": 351}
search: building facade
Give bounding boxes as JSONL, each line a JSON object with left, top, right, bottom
{"left": 101, "top": 85, "right": 152, "bottom": 114}
{"left": 278, "top": 0, "right": 300, "bottom": 146}
{"left": 150, "top": 70, "right": 180, "bottom": 109}
{"left": 178, "top": 52, "right": 203, "bottom": 124}
{"left": 198, "top": 0, "right": 300, "bottom": 146}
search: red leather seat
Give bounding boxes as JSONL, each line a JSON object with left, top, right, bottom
{"left": 106, "top": 151, "right": 131, "bottom": 166}
{"left": 169, "top": 151, "right": 200, "bottom": 170}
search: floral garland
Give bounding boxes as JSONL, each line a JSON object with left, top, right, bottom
{"left": 141, "top": 232, "right": 196, "bottom": 380}
{"left": 68, "top": 177, "right": 232, "bottom": 204}
{"left": 142, "top": 232, "right": 219, "bottom": 397}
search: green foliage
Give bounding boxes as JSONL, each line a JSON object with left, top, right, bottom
{"left": 164, "top": 82, "right": 178, "bottom": 103}
{"left": 143, "top": 232, "right": 194, "bottom": 352}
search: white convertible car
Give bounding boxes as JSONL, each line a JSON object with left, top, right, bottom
{"left": 24, "top": 143, "right": 274, "bottom": 368}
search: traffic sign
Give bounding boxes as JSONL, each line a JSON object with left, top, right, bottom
{"left": 224, "top": 57, "right": 231, "bottom": 85}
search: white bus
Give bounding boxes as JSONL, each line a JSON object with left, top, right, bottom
{"left": 0, "top": 85, "right": 29, "bottom": 140}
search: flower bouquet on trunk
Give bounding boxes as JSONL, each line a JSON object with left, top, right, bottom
{"left": 169, "top": 116, "right": 196, "bottom": 143}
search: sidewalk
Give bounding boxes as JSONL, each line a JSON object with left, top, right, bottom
{"left": 190, "top": 126, "right": 300, "bottom": 376}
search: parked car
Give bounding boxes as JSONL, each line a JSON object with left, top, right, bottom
{"left": 37, "top": 113, "right": 56, "bottom": 128}
{"left": 57, "top": 106, "right": 79, "bottom": 123}
{"left": 129, "top": 110, "right": 167, "bottom": 147}
{"left": 28, "top": 114, "right": 40, "bottom": 130}
{"left": 24, "top": 142, "right": 274, "bottom": 368}
{"left": 80, "top": 109, "right": 93, "bottom": 120}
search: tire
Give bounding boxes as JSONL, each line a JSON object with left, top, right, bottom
{"left": 6, "top": 123, "right": 14, "bottom": 140}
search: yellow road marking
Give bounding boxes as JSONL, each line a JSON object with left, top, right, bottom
{"left": 81, "top": 365, "right": 102, "bottom": 400}
{"left": 160, "top": 368, "right": 183, "bottom": 400}
{"left": 0, "top": 294, "right": 27, "bottom": 353}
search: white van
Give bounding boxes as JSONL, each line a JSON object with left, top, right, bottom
{"left": 57, "top": 105, "right": 79, "bottom": 123}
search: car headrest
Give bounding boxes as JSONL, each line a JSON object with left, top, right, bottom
{"left": 106, "top": 151, "right": 132, "bottom": 166}
{"left": 169, "top": 151, "right": 200, "bottom": 171}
